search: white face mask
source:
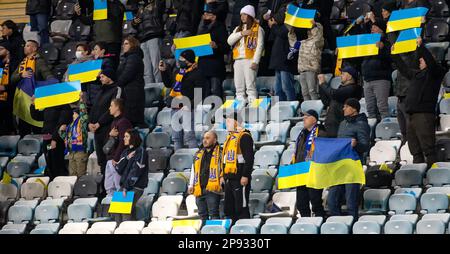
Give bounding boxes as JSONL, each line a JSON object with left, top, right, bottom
{"left": 75, "top": 51, "right": 84, "bottom": 59}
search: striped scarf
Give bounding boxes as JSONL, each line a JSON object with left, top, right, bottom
{"left": 169, "top": 65, "right": 194, "bottom": 98}
{"left": 19, "top": 55, "right": 36, "bottom": 75}
{"left": 0, "top": 63, "right": 9, "bottom": 101}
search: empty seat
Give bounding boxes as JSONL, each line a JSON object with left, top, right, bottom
{"left": 7, "top": 161, "right": 31, "bottom": 177}
{"left": 147, "top": 149, "right": 172, "bottom": 173}
{"left": 73, "top": 197, "right": 98, "bottom": 209}
{"left": 230, "top": 224, "right": 257, "bottom": 234}
{"left": 280, "top": 149, "right": 295, "bottom": 166}
{"left": 300, "top": 100, "right": 324, "bottom": 117}
{"left": 61, "top": 41, "right": 78, "bottom": 63}
{"left": 420, "top": 193, "right": 449, "bottom": 214}
{"left": 67, "top": 203, "right": 92, "bottom": 222}
{"left": 384, "top": 220, "right": 414, "bottom": 234}
{"left": 30, "top": 228, "right": 55, "bottom": 234}
{"left": 73, "top": 175, "right": 97, "bottom": 198}
{"left": 421, "top": 213, "right": 450, "bottom": 224}
{"left": 59, "top": 222, "right": 89, "bottom": 234}
{"left": 426, "top": 167, "right": 450, "bottom": 187}
{"left": 169, "top": 154, "right": 193, "bottom": 172}
{"left": 416, "top": 219, "right": 446, "bottom": 234}
{"left": 270, "top": 104, "right": 295, "bottom": 122}
{"left": 50, "top": 20, "right": 72, "bottom": 42}
{"left": 400, "top": 142, "right": 414, "bottom": 164}
{"left": 161, "top": 177, "right": 187, "bottom": 195}
{"left": 259, "top": 191, "right": 297, "bottom": 217}
{"left": 68, "top": 18, "right": 91, "bottom": 41}
{"left": 389, "top": 214, "right": 419, "bottom": 224}
{"left": 34, "top": 205, "right": 59, "bottom": 224}
{"left": 347, "top": 1, "right": 371, "bottom": 19}
{"left": 7, "top": 205, "right": 33, "bottom": 224}
{"left": 1, "top": 224, "right": 26, "bottom": 234}
{"left": 251, "top": 174, "right": 273, "bottom": 193}
{"left": 375, "top": 122, "right": 401, "bottom": 140}
{"left": 363, "top": 189, "right": 391, "bottom": 213}
{"left": 289, "top": 223, "right": 319, "bottom": 234}
{"left": 394, "top": 188, "right": 422, "bottom": 199}
{"left": 39, "top": 43, "right": 59, "bottom": 64}
{"left": 254, "top": 150, "right": 280, "bottom": 169}
{"left": 171, "top": 226, "right": 198, "bottom": 234}
{"left": 425, "top": 20, "right": 449, "bottom": 42}
{"left": 369, "top": 143, "right": 397, "bottom": 164}
{"left": 114, "top": 221, "right": 145, "bottom": 234}
{"left": 249, "top": 192, "right": 270, "bottom": 217}
{"left": 320, "top": 222, "right": 349, "bottom": 234}
{"left": 388, "top": 194, "right": 417, "bottom": 215}
{"left": 142, "top": 221, "right": 173, "bottom": 234}
{"left": 429, "top": 0, "right": 450, "bottom": 17}
{"left": 358, "top": 215, "right": 387, "bottom": 226}
{"left": 326, "top": 216, "right": 354, "bottom": 228}
{"left": 0, "top": 135, "right": 20, "bottom": 157}
{"left": 17, "top": 138, "right": 40, "bottom": 156}
{"left": 144, "top": 107, "right": 160, "bottom": 130}
{"left": 260, "top": 223, "right": 287, "bottom": 234}
{"left": 20, "top": 178, "right": 48, "bottom": 200}
{"left": 151, "top": 195, "right": 183, "bottom": 220}
{"left": 201, "top": 225, "right": 227, "bottom": 234}
{"left": 352, "top": 221, "right": 381, "bottom": 234}
{"left": 87, "top": 222, "right": 117, "bottom": 234}
{"left": 395, "top": 169, "right": 424, "bottom": 187}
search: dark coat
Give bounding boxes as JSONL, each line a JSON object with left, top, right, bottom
{"left": 1, "top": 33, "right": 25, "bottom": 67}
{"left": 392, "top": 46, "right": 445, "bottom": 114}
{"left": 293, "top": 124, "right": 326, "bottom": 163}
{"left": 337, "top": 113, "right": 371, "bottom": 160}
{"left": 93, "top": 0, "right": 125, "bottom": 44}
{"left": 172, "top": 0, "right": 204, "bottom": 34}
{"left": 197, "top": 20, "right": 230, "bottom": 79}
{"left": 88, "top": 84, "right": 118, "bottom": 133}
{"left": 117, "top": 146, "right": 149, "bottom": 190}
{"left": 116, "top": 48, "right": 145, "bottom": 127}
{"left": 109, "top": 114, "right": 133, "bottom": 162}
{"left": 268, "top": 23, "right": 296, "bottom": 73}
{"left": 29, "top": 104, "right": 72, "bottom": 140}
{"left": 26, "top": 0, "right": 51, "bottom": 15}
{"left": 320, "top": 81, "right": 363, "bottom": 138}
{"left": 361, "top": 36, "right": 392, "bottom": 82}
{"left": 11, "top": 54, "right": 54, "bottom": 84}
{"left": 133, "top": 0, "right": 165, "bottom": 42}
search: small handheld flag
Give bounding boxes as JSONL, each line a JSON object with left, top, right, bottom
{"left": 123, "top": 11, "right": 134, "bottom": 21}
{"left": 34, "top": 81, "right": 81, "bottom": 110}
{"left": 336, "top": 33, "right": 381, "bottom": 59}
{"left": 391, "top": 28, "right": 422, "bottom": 55}
{"left": 386, "top": 7, "right": 428, "bottom": 33}
{"left": 68, "top": 60, "right": 103, "bottom": 83}
{"left": 284, "top": 4, "right": 316, "bottom": 29}
{"left": 93, "top": 0, "right": 108, "bottom": 21}
{"left": 109, "top": 191, "right": 134, "bottom": 214}
{"left": 173, "top": 34, "right": 213, "bottom": 60}
{"left": 278, "top": 161, "right": 311, "bottom": 189}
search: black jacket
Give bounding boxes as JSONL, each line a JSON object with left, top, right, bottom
{"left": 133, "top": 0, "right": 165, "bottom": 42}
{"left": 29, "top": 104, "right": 72, "bottom": 140}
{"left": 162, "top": 65, "right": 207, "bottom": 110}
{"left": 293, "top": 124, "right": 326, "bottom": 163}
{"left": 26, "top": 0, "right": 51, "bottom": 15}
{"left": 109, "top": 114, "right": 133, "bottom": 162}
{"left": 268, "top": 23, "right": 296, "bottom": 73}
{"left": 116, "top": 48, "right": 145, "bottom": 127}
{"left": 392, "top": 46, "right": 445, "bottom": 114}
{"left": 337, "top": 113, "right": 371, "bottom": 160}
{"left": 172, "top": 0, "right": 204, "bottom": 34}
{"left": 1, "top": 33, "right": 25, "bottom": 67}
{"left": 93, "top": 0, "right": 125, "bottom": 44}
{"left": 223, "top": 130, "right": 255, "bottom": 180}
{"left": 117, "top": 146, "right": 149, "bottom": 190}
{"left": 197, "top": 20, "right": 230, "bottom": 79}
{"left": 361, "top": 36, "right": 392, "bottom": 82}
{"left": 88, "top": 84, "right": 119, "bottom": 135}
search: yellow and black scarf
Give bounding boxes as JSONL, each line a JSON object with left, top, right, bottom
{"left": 193, "top": 144, "right": 222, "bottom": 197}
{"left": 223, "top": 130, "right": 250, "bottom": 174}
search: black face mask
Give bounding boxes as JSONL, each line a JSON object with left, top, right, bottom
{"left": 179, "top": 60, "right": 188, "bottom": 69}
{"left": 203, "top": 19, "right": 212, "bottom": 25}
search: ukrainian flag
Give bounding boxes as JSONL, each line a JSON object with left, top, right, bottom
{"left": 34, "top": 81, "right": 81, "bottom": 110}
{"left": 250, "top": 97, "right": 271, "bottom": 110}
{"left": 220, "top": 99, "right": 243, "bottom": 110}
{"left": 386, "top": 7, "right": 428, "bottom": 33}
{"left": 337, "top": 33, "right": 381, "bottom": 59}
{"left": 108, "top": 191, "right": 134, "bottom": 214}
{"left": 278, "top": 161, "right": 311, "bottom": 189}
{"left": 173, "top": 34, "right": 213, "bottom": 60}
{"left": 93, "top": 0, "right": 108, "bottom": 21}
{"left": 307, "top": 138, "right": 365, "bottom": 189}
{"left": 0, "top": 68, "right": 3, "bottom": 80}
{"left": 284, "top": 4, "right": 316, "bottom": 29}
{"left": 123, "top": 11, "right": 134, "bottom": 21}
{"left": 391, "top": 28, "right": 422, "bottom": 55}
{"left": 68, "top": 59, "right": 103, "bottom": 83}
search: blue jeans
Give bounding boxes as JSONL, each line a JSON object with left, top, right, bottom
{"left": 196, "top": 191, "right": 221, "bottom": 220}
{"left": 327, "top": 183, "right": 360, "bottom": 219}
{"left": 171, "top": 109, "right": 197, "bottom": 151}
{"left": 30, "top": 14, "right": 49, "bottom": 45}
{"left": 274, "top": 71, "right": 296, "bottom": 101}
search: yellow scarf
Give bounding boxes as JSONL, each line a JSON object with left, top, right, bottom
{"left": 19, "top": 55, "right": 36, "bottom": 75}
{"left": 0, "top": 63, "right": 9, "bottom": 101}
{"left": 193, "top": 144, "right": 222, "bottom": 197}
{"left": 169, "top": 65, "right": 194, "bottom": 98}
{"left": 233, "top": 22, "right": 260, "bottom": 60}
{"left": 223, "top": 130, "right": 250, "bottom": 174}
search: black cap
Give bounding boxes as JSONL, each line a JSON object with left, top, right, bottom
{"left": 224, "top": 111, "right": 243, "bottom": 123}
{"left": 204, "top": 2, "right": 218, "bottom": 15}
{"left": 101, "top": 67, "right": 116, "bottom": 81}
{"left": 180, "top": 49, "right": 196, "bottom": 63}
{"left": 344, "top": 98, "right": 361, "bottom": 112}
{"left": 304, "top": 109, "right": 319, "bottom": 121}
{"left": 382, "top": 1, "right": 397, "bottom": 13}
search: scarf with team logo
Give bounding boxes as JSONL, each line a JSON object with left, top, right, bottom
{"left": 193, "top": 144, "right": 222, "bottom": 197}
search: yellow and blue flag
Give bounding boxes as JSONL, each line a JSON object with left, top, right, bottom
{"left": 0, "top": 68, "right": 3, "bottom": 80}
{"left": 386, "top": 7, "right": 428, "bottom": 33}
{"left": 336, "top": 33, "right": 381, "bottom": 59}
{"left": 205, "top": 219, "right": 232, "bottom": 230}
{"left": 123, "top": 11, "right": 134, "bottom": 21}
{"left": 391, "top": 28, "right": 422, "bottom": 55}
{"left": 34, "top": 81, "right": 81, "bottom": 110}
{"left": 307, "top": 138, "right": 365, "bottom": 189}
{"left": 68, "top": 59, "right": 103, "bottom": 83}
{"left": 93, "top": 0, "right": 108, "bottom": 21}
{"left": 220, "top": 99, "right": 244, "bottom": 110}
{"left": 173, "top": 34, "right": 213, "bottom": 60}
{"left": 284, "top": 4, "right": 316, "bottom": 29}
{"left": 109, "top": 191, "right": 134, "bottom": 214}
{"left": 172, "top": 220, "right": 203, "bottom": 231}
{"left": 250, "top": 97, "right": 270, "bottom": 110}
{"left": 278, "top": 161, "right": 311, "bottom": 189}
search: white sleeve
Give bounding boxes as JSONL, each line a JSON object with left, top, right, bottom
{"left": 227, "top": 27, "right": 243, "bottom": 46}
{"left": 188, "top": 164, "right": 195, "bottom": 188}
{"left": 252, "top": 26, "right": 265, "bottom": 64}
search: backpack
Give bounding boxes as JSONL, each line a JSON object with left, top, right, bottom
{"left": 365, "top": 164, "right": 396, "bottom": 188}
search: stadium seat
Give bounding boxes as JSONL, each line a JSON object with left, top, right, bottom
{"left": 73, "top": 197, "right": 98, "bottom": 210}
{"left": 440, "top": 99, "right": 450, "bottom": 115}
{"left": 394, "top": 188, "right": 422, "bottom": 200}
{"left": 425, "top": 42, "right": 450, "bottom": 63}
{"left": 151, "top": 195, "right": 183, "bottom": 220}
{"left": 34, "top": 204, "right": 59, "bottom": 224}
{"left": 161, "top": 176, "right": 187, "bottom": 195}
{"left": 387, "top": 97, "right": 398, "bottom": 117}
{"left": 436, "top": 139, "right": 450, "bottom": 161}
{"left": 142, "top": 221, "right": 173, "bottom": 234}
{"left": 254, "top": 150, "right": 279, "bottom": 169}
{"left": 280, "top": 149, "right": 295, "bottom": 166}
{"left": 67, "top": 203, "right": 92, "bottom": 222}
{"left": 33, "top": 223, "right": 61, "bottom": 234}
{"left": 362, "top": 189, "right": 391, "bottom": 214}
{"left": 251, "top": 174, "right": 273, "bottom": 193}
{"left": 388, "top": 194, "right": 417, "bottom": 215}
{"left": 230, "top": 224, "right": 257, "bottom": 234}
{"left": 320, "top": 222, "right": 349, "bottom": 234}
{"left": 0, "top": 182, "right": 18, "bottom": 201}
{"left": 59, "top": 222, "right": 89, "bottom": 234}
{"left": 300, "top": 100, "right": 324, "bottom": 117}
{"left": 235, "top": 218, "right": 262, "bottom": 230}
{"left": 0, "top": 229, "right": 20, "bottom": 234}
{"left": 375, "top": 122, "right": 401, "bottom": 140}
{"left": 114, "top": 221, "right": 145, "bottom": 234}
{"left": 171, "top": 226, "right": 198, "bottom": 234}
{"left": 22, "top": 24, "right": 40, "bottom": 43}
{"left": 347, "top": 1, "right": 371, "bottom": 19}
{"left": 257, "top": 121, "right": 291, "bottom": 146}
{"left": 426, "top": 186, "right": 450, "bottom": 195}
{"left": 47, "top": 181, "right": 73, "bottom": 203}
{"left": 384, "top": 220, "right": 414, "bottom": 234}
{"left": 420, "top": 193, "right": 449, "bottom": 214}
{"left": 169, "top": 153, "right": 193, "bottom": 172}
{"left": 73, "top": 175, "right": 97, "bottom": 198}
{"left": 429, "top": 0, "right": 450, "bottom": 17}
{"left": 50, "top": 20, "right": 72, "bottom": 43}
{"left": 440, "top": 114, "right": 450, "bottom": 132}
{"left": 1, "top": 224, "right": 26, "bottom": 234}
{"left": 416, "top": 219, "right": 446, "bottom": 234}
{"left": 7, "top": 205, "right": 33, "bottom": 224}
{"left": 201, "top": 225, "right": 227, "bottom": 234}
{"left": 369, "top": 142, "right": 396, "bottom": 165}
{"left": 249, "top": 192, "right": 270, "bottom": 217}
{"left": 260, "top": 223, "right": 287, "bottom": 234}
{"left": 68, "top": 19, "right": 91, "bottom": 41}
{"left": 20, "top": 176, "right": 49, "bottom": 200}
{"left": 259, "top": 145, "right": 285, "bottom": 156}
{"left": 30, "top": 228, "right": 56, "bottom": 234}
{"left": 270, "top": 103, "right": 295, "bottom": 122}
{"left": 400, "top": 142, "right": 414, "bottom": 164}
{"left": 61, "top": 41, "right": 79, "bottom": 63}
{"left": 87, "top": 222, "right": 117, "bottom": 234}
{"left": 289, "top": 125, "right": 303, "bottom": 142}
{"left": 122, "top": 20, "right": 137, "bottom": 37}
{"left": 259, "top": 191, "right": 296, "bottom": 218}
{"left": 256, "top": 76, "right": 275, "bottom": 96}
{"left": 148, "top": 172, "right": 164, "bottom": 184}
{"left": 326, "top": 216, "right": 354, "bottom": 228}
{"left": 144, "top": 107, "right": 159, "bottom": 130}
{"left": 358, "top": 215, "right": 387, "bottom": 226}
{"left": 389, "top": 214, "right": 419, "bottom": 225}
{"left": 426, "top": 167, "right": 450, "bottom": 187}
{"left": 171, "top": 195, "right": 199, "bottom": 220}
{"left": 330, "top": 76, "right": 341, "bottom": 89}
{"left": 352, "top": 221, "right": 381, "bottom": 234}
{"left": 424, "top": 20, "right": 449, "bottom": 42}
{"left": 39, "top": 43, "right": 59, "bottom": 64}
{"left": 421, "top": 213, "right": 450, "bottom": 224}
{"left": 289, "top": 223, "right": 319, "bottom": 234}
{"left": 395, "top": 168, "right": 424, "bottom": 188}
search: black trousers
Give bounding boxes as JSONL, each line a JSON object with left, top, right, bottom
{"left": 408, "top": 113, "right": 437, "bottom": 168}
{"left": 397, "top": 98, "right": 409, "bottom": 145}
{"left": 43, "top": 138, "right": 68, "bottom": 180}
{"left": 224, "top": 178, "right": 251, "bottom": 221}
{"left": 296, "top": 186, "right": 325, "bottom": 217}
{"left": 0, "top": 101, "right": 14, "bottom": 135}
{"left": 18, "top": 119, "right": 42, "bottom": 138}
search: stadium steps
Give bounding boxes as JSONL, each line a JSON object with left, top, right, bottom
{"left": 0, "top": 0, "right": 28, "bottom": 24}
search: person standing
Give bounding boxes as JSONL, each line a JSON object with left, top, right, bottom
{"left": 1, "top": 20, "right": 25, "bottom": 67}
{"left": 327, "top": 98, "right": 370, "bottom": 219}
{"left": 26, "top": 0, "right": 51, "bottom": 45}
{"left": 292, "top": 110, "right": 326, "bottom": 218}
{"left": 222, "top": 112, "right": 254, "bottom": 221}
{"left": 171, "top": 0, "right": 204, "bottom": 38}
{"left": 197, "top": 3, "right": 230, "bottom": 99}
{"left": 188, "top": 131, "right": 223, "bottom": 220}
{"left": 227, "top": 5, "right": 265, "bottom": 104}
{"left": 0, "top": 41, "right": 18, "bottom": 135}
{"left": 132, "top": 0, "right": 165, "bottom": 84}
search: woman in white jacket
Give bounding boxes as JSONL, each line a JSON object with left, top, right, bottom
{"left": 227, "top": 5, "right": 264, "bottom": 104}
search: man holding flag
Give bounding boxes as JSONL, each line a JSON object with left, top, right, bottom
{"left": 327, "top": 98, "right": 370, "bottom": 219}
{"left": 292, "top": 109, "right": 326, "bottom": 218}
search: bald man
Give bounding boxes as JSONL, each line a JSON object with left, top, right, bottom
{"left": 189, "top": 130, "right": 224, "bottom": 220}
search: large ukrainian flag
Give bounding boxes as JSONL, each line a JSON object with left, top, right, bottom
{"left": 337, "top": 33, "right": 381, "bottom": 59}
{"left": 93, "top": 0, "right": 108, "bottom": 21}
{"left": 68, "top": 60, "right": 103, "bottom": 83}
{"left": 307, "top": 138, "right": 365, "bottom": 189}
{"left": 284, "top": 4, "right": 316, "bottom": 29}
{"left": 278, "top": 161, "right": 311, "bottom": 189}
{"left": 34, "top": 81, "right": 81, "bottom": 110}
{"left": 386, "top": 7, "right": 428, "bottom": 33}
{"left": 173, "top": 34, "right": 213, "bottom": 60}
{"left": 391, "top": 28, "right": 422, "bottom": 54}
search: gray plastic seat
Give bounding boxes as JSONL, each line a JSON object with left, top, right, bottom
{"left": 143, "top": 178, "right": 159, "bottom": 196}
{"left": 296, "top": 217, "right": 323, "bottom": 227}
{"left": 394, "top": 188, "right": 422, "bottom": 199}
{"left": 20, "top": 182, "right": 46, "bottom": 200}
{"left": 249, "top": 193, "right": 269, "bottom": 217}
{"left": 17, "top": 138, "right": 41, "bottom": 156}
{"left": 265, "top": 217, "right": 293, "bottom": 228}
{"left": 300, "top": 100, "right": 324, "bottom": 117}
{"left": 254, "top": 150, "right": 280, "bottom": 169}
{"left": 73, "top": 197, "right": 98, "bottom": 209}
{"left": 144, "top": 107, "right": 159, "bottom": 130}
{"left": 261, "top": 223, "right": 287, "bottom": 234}
{"left": 395, "top": 169, "right": 424, "bottom": 187}
{"left": 326, "top": 216, "right": 354, "bottom": 227}
{"left": 388, "top": 194, "right": 417, "bottom": 214}
{"left": 148, "top": 173, "right": 164, "bottom": 184}
{"left": 47, "top": 181, "right": 72, "bottom": 200}
{"left": 230, "top": 224, "right": 257, "bottom": 234}
{"left": 416, "top": 219, "right": 446, "bottom": 234}
{"left": 384, "top": 220, "right": 414, "bottom": 234}
{"left": 358, "top": 215, "right": 387, "bottom": 226}
{"left": 6, "top": 161, "right": 31, "bottom": 177}
{"left": 201, "top": 225, "right": 227, "bottom": 234}
{"left": 30, "top": 228, "right": 55, "bottom": 234}
{"left": 421, "top": 213, "right": 450, "bottom": 224}
{"left": 259, "top": 145, "right": 285, "bottom": 156}
{"left": 146, "top": 132, "right": 171, "bottom": 149}
{"left": 251, "top": 174, "right": 273, "bottom": 193}
{"left": 161, "top": 177, "right": 187, "bottom": 195}
{"left": 0, "top": 135, "right": 20, "bottom": 157}
{"left": 320, "top": 222, "right": 349, "bottom": 234}
{"left": 135, "top": 195, "right": 156, "bottom": 221}
{"left": 35, "top": 205, "right": 59, "bottom": 223}
{"left": 280, "top": 149, "right": 295, "bottom": 166}
{"left": 289, "top": 125, "right": 303, "bottom": 142}
{"left": 235, "top": 218, "right": 262, "bottom": 229}
{"left": 270, "top": 104, "right": 295, "bottom": 122}
{"left": 375, "top": 122, "right": 401, "bottom": 140}
{"left": 352, "top": 221, "right": 381, "bottom": 234}
{"left": 0, "top": 229, "right": 20, "bottom": 234}
{"left": 170, "top": 154, "right": 193, "bottom": 172}
{"left": 0, "top": 183, "right": 18, "bottom": 201}
{"left": 363, "top": 189, "right": 391, "bottom": 213}
{"left": 426, "top": 167, "right": 450, "bottom": 187}
{"left": 8, "top": 205, "right": 33, "bottom": 224}
{"left": 420, "top": 193, "right": 449, "bottom": 214}
{"left": 289, "top": 223, "right": 319, "bottom": 234}
{"left": 156, "top": 107, "right": 172, "bottom": 127}
{"left": 34, "top": 223, "right": 60, "bottom": 233}
{"left": 67, "top": 203, "right": 93, "bottom": 222}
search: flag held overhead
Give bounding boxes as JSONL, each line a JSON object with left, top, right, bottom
{"left": 391, "top": 28, "right": 422, "bottom": 55}
{"left": 284, "top": 4, "right": 316, "bottom": 29}
{"left": 68, "top": 59, "right": 103, "bottom": 83}
{"left": 93, "top": 0, "right": 108, "bottom": 21}
{"left": 386, "top": 7, "right": 428, "bottom": 33}
{"left": 173, "top": 34, "right": 213, "bottom": 60}
{"left": 336, "top": 33, "right": 381, "bottom": 59}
